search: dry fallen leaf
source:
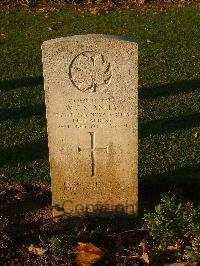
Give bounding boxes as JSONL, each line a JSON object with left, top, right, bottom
{"left": 137, "top": 0, "right": 145, "bottom": 5}
{"left": 48, "top": 27, "right": 53, "bottom": 32}
{"left": 194, "top": 132, "right": 200, "bottom": 140}
{"left": 139, "top": 240, "right": 149, "bottom": 265}
{"left": 177, "top": 4, "right": 184, "bottom": 8}
{"left": 37, "top": 8, "right": 46, "bottom": 13}
{"left": 146, "top": 39, "right": 153, "bottom": 44}
{"left": 167, "top": 239, "right": 184, "bottom": 252}
{"left": 74, "top": 242, "right": 105, "bottom": 266}
{"left": 167, "top": 245, "right": 178, "bottom": 251}
{"left": 140, "top": 252, "right": 149, "bottom": 265}
{"left": 139, "top": 239, "right": 147, "bottom": 253}
{"left": 0, "top": 33, "right": 6, "bottom": 38}
{"left": 28, "top": 244, "right": 47, "bottom": 256}
{"left": 89, "top": 7, "right": 98, "bottom": 15}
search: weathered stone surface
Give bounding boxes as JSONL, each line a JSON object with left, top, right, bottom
{"left": 42, "top": 35, "right": 138, "bottom": 218}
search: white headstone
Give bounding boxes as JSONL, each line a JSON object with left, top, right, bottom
{"left": 42, "top": 35, "right": 138, "bottom": 218}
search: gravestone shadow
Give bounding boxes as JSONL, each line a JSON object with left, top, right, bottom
{"left": 140, "top": 112, "right": 200, "bottom": 137}
{"left": 139, "top": 78, "right": 200, "bottom": 99}
{"left": 0, "top": 76, "right": 199, "bottom": 212}
{"left": 0, "top": 140, "right": 48, "bottom": 166}
{"left": 139, "top": 78, "right": 200, "bottom": 211}
{"left": 0, "top": 104, "right": 45, "bottom": 121}
{"left": 0, "top": 76, "right": 43, "bottom": 91}
{"left": 139, "top": 163, "right": 200, "bottom": 213}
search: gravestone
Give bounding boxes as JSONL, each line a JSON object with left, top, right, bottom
{"left": 42, "top": 35, "right": 138, "bottom": 218}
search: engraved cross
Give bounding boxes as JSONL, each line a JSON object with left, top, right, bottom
{"left": 77, "top": 132, "right": 108, "bottom": 176}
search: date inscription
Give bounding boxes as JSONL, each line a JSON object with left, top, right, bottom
{"left": 55, "top": 97, "right": 135, "bottom": 129}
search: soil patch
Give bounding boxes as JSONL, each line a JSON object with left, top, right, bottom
{"left": 0, "top": 182, "right": 53, "bottom": 265}
{"left": 1, "top": 182, "right": 199, "bottom": 265}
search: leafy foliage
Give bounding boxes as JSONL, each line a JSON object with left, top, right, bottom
{"left": 143, "top": 195, "right": 200, "bottom": 262}
{"left": 41, "top": 235, "right": 74, "bottom": 263}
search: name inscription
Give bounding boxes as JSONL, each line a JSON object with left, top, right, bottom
{"left": 55, "top": 97, "right": 135, "bottom": 129}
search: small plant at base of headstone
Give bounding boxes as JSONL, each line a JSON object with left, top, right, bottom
{"left": 41, "top": 235, "right": 74, "bottom": 263}
{"left": 142, "top": 195, "right": 200, "bottom": 263}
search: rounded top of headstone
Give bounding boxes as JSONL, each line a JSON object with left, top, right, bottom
{"left": 41, "top": 34, "right": 137, "bottom": 48}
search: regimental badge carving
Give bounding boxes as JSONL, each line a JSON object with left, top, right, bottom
{"left": 69, "top": 51, "right": 112, "bottom": 92}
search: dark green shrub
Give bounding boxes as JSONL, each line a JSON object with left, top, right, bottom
{"left": 143, "top": 195, "right": 200, "bottom": 262}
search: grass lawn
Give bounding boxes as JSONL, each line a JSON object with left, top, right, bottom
{"left": 0, "top": 6, "right": 200, "bottom": 265}
{"left": 0, "top": 6, "right": 200, "bottom": 204}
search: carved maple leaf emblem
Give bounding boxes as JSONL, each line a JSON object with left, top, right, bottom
{"left": 69, "top": 51, "right": 112, "bottom": 92}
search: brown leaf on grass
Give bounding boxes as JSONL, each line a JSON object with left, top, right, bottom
{"left": 137, "top": 0, "right": 145, "bottom": 6}
{"left": 37, "top": 8, "right": 46, "bottom": 13}
{"left": 48, "top": 27, "right": 53, "bottom": 32}
{"left": 140, "top": 252, "right": 149, "bottom": 265}
{"left": 177, "top": 4, "right": 184, "bottom": 8}
{"left": 115, "top": 252, "right": 149, "bottom": 265}
{"left": 0, "top": 190, "right": 6, "bottom": 196}
{"left": 89, "top": 7, "right": 98, "bottom": 15}
{"left": 0, "top": 33, "right": 6, "bottom": 38}
{"left": 115, "top": 239, "right": 149, "bottom": 265}
{"left": 74, "top": 242, "right": 105, "bottom": 266}
{"left": 139, "top": 240, "right": 149, "bottom": 265}
{"left": 146, "top": 39, "right": 153, "bottom": 44}
{"left": 139, "top": 239, "right": 147, "bottom": 253}
{"left": 167, "top": 239, "right": 184, "bottom": 252}
{"left": 167, "top": 245, "right": 179, "bottom": 251}
{"left": 28, "top": 244, "right": 47, "bottom": 256}
{"left": 36, "top": 7, "right": 58, "bottom": 13}
{"left": 194, "top": 132, "right": 199, "bottom": 139}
